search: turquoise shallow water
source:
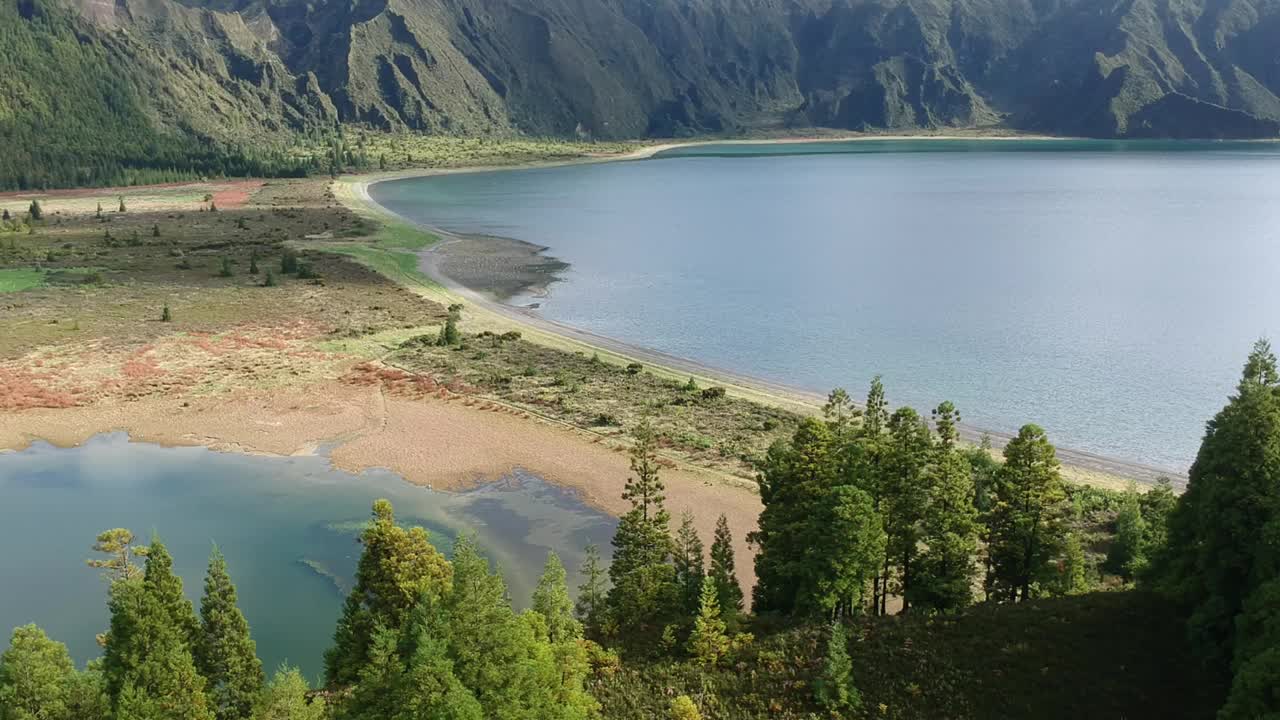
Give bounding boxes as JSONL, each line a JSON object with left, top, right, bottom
{"left": 373, "top": 139, "right": 1280, "bottom": 471}
{"left": 0, "top": 434, "right": 615, "bottom": 681}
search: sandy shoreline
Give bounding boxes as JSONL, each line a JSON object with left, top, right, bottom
{"left": 349, "top": 135, "right": 1189, "bottom": 487}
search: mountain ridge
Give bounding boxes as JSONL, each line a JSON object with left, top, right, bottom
{"left": 2, "top": 0, "right": 1278, "bottom": 188}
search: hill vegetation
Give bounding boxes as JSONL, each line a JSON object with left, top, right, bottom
{"left": 3, "top": 342, "right": 1276, "bottom": 719}
{"left": 4, "top": 0, "right": 1280, "bottom": 189}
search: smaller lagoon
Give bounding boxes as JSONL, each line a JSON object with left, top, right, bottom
{"left": 0, "top": 434, "right": 616, "bottom": 681}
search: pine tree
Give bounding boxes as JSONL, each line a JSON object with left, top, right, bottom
{"left": 672, "top": 511, "right": 705, "bottom": 614}
{"left": 910, "top": 403, "right": 979, "bottom": 613}
{"left": 86, "top": 529, "right": 146, "bottom": 583}
{"left": 251, "top": 666, "right": 325, "bottom": 720}
{"left": 162, "top": 305, "right": 173, "bottom": 323}
{"left": 324, "top": 499, "right": 451, "bottom": 686}
{"left": 574, "top": 544, "right": 609, "bottom": 639}
{"left": 882, "top": 407, "right": 933, "bottom": 612}
{"left": 1218, "top": 579, "right": 1280, "bottom": 720}
{"left": 152, "top": 224, "right": 160, "bottom": 238}
{"left": 102, "top": 573, "right": 212, "bottom": 720}
{"left": 28, "top": 200, "right": 42, "bottom": 221}
{"left": 1151, "top": 340, "right": 1280, "bottom": 673}
{"left": 532, "top": 553, "right": 581, "bottom": 644}
{"left": 752, "top": 417, "right": 884, "bottom": 617}
{"left": 444, "top": 535, "right": 594, "bottom": 720}
{"left": 142, "top": 538, "right": 200, "bottom": 647}
{"left": 708, "top": 514, "right": 743, "bottom": 620}
{"left": 687, "top": 577, "right": 729, "bottom": 668}
{"left": 0, "top": 624, "right": 77, "bottom": 720}
{"left": 986, "top": 424, "right": 1069, "bottom": 601}
{"left": 607, "top": 422, "right": 679, "bottom": 648}
{"left": 219, "top": 257, "right": 233, "bottom": 278}
{"left": 814, "top": 622, "right": 859, "bottom": 712}
{"left": 195, "top": 548, "right": 264, "bottom": 720}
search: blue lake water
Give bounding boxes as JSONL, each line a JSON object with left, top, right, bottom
{"left": 0, "top": 434, "right": 615, "bottom": 681}
{"left": 372, "top": 139, "right": 1280, "bottom": 471}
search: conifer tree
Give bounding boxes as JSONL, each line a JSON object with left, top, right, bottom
{"left": 117, "top": 196, "right": 126, "bottom": 213}
{"left": 986, "top": 424, "right": 1069, "bottom": 601}
{"left": 672, "top": 511, "right": 705, "bottom": 614}
{"left": 445, "top": 535, "right": 594, "bottom": 720}
{"left": 882, "top": 407, "right": 933, "bottom": 612}
{"left": 87, "top": 529, "right": 146, "bottom": 583}
{"left": 814, "top": 622, "right": 859, "bottom": 712}
{"left": 911, "top": 402, "right": 979, "bottom": 613}
{"left": 1151, "top": 340, "right": 1280, "bottom": 677}
{"left": 142, "top": 539, "right": 200, "bottom": 647}
{"left": 708, "top": 514, "right": 743, "bottom": 619}
{"left": 162, "top": 305, "right": 173, "bottom": 323}
{"left": 251, "top": 666, "right": 325, "bottom": 720}
{"left": 686, "top": 577, "right": 729, "bottom": 669}
{"left": 0, "top": 624, "right": 77, "bottom": 720}
{"left": 196, "top": 548, "right": 263, "bottom": 720}
{"left": 608, "top": 422, "right": 679, "bottom": 647}
{"left": 325, "top": 499, "right": 451, "bottom": 686}
{"left": 28, "top": 200, "right": 42, "bottom": 221}
{"left": 532, "top": 553, "right": 581, "bottom": 644}
{"left": 574, "top": 544, "right": 608, "bottom": 639}
{"left": 753, "top": 417, "right": 884, "bottom": 617}
{"left": 102, "top": 568, "right": 212, "bottom": 720}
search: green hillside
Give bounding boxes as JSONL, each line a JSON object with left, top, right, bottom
{"left": 2, "top": 0, "right": 1280, "bottom": 187}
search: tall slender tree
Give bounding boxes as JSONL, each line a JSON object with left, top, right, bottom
{"left": 1150, "top": 340, "right": 1280, "bottom": 693}
{"left": 608, "top": 423, "right": 679, "bottom": 648}
{"left": 532, "top": 553, "right": 581, "bottom": 644}
{"left": 672, "top": 512, "right": 706, "bottom": 615}
{"left": 708, "top": 514, "right": 743, "bottom": 619}
{"left": 195, "top": 548, "right": 263, "bottom": 720}
{"left": 574, "top": 544, "right": 608, "bottom": 639}
{"left": 686, "top": 577, "right": 729, "bottom": 669}
{"left": 142, "top": 538, "right": 200, "bottom": 648}
{"left": 911, "top": 402, "right": 979, "bottom": 613}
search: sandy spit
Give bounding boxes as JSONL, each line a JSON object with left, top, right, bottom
{"left": 1, "top": 380, "right": 762, "bottom": 589}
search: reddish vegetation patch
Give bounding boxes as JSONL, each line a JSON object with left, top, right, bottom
{"left": 343, "top": 361, "right": 472, "bottom": 398}
{"left": 1, "top": 320, "right": 342, "bottom": 410}
{"left": 209, "top": 181, "right": 263, "bottom": 210}
{"left": 0, "top": 367, "right": 83, "bottom": 410}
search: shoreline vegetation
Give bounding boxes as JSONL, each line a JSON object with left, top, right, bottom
{"left": 4, "top": 132, "right": 1275, "bottom": 719}
{"left": 334, "top": 133, "right": 1186, "bottom": 489}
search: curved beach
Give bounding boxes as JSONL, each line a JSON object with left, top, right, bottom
{"left": 339, "top": 143, "right": 1187, "bottom": 489}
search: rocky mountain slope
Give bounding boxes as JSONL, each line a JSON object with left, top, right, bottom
{"left": 2, "top": 0, "right": 1278, "bottom": 186}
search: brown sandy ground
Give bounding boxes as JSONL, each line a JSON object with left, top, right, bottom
{"left": 0, "top": 174, "right": 763, "bottom": 586}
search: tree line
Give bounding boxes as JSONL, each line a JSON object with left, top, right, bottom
{"left": 2, "top": 346, "right": 1277, "bottom": 718}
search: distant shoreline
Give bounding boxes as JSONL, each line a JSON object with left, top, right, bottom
{"left": 341, "top": 135, "right": 1190, "bottom": 487}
